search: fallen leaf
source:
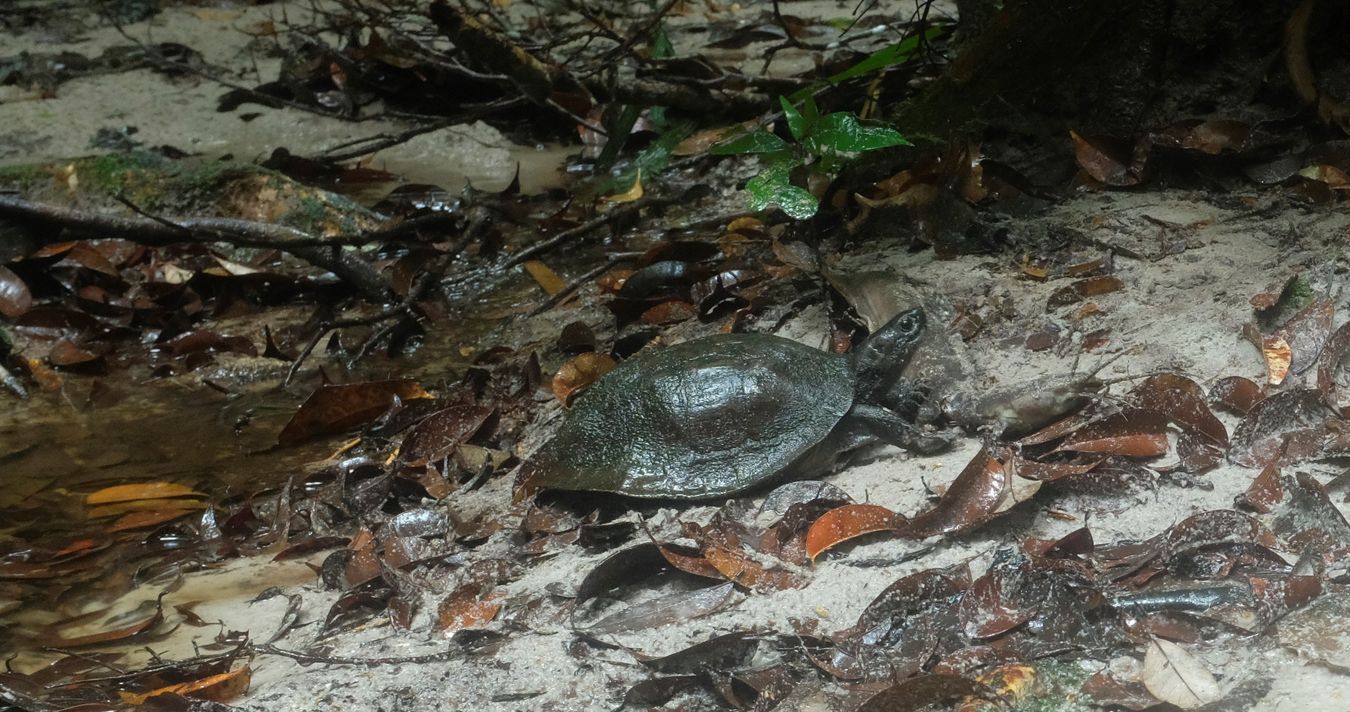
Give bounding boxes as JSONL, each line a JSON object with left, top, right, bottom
{"left": 1230, "top": 388, "right": 1337, "bottom": 467}
{"left": 1047, "top": 276, "right": 1124, "bottom": 309}
{"left": 277, "top": 379, "right": 432, "bottom": 446}
{"left": 0, "top": 265, "right": 32, "bottom": 319}
{"left": 108, "top": 508, "right": 200, "bottom": 532}
{"left": 1236, "top": 464, "right": 1283, "bottom": 513}
{"left": 522, "top": 259, "right": 566, "bottom": 296}
{"left": 1209, "top": 376, "right": 1263, "bottom": 415}
{"left": 118, "top": 665, "right": 251, "bottom": 704}
{"left": 1318, "top": 321, "right": 1350, "bottom": 415}
{"left": 436, "top": 581, "right": 502, "bottom": 636}
{"left": 1141, "top": 637, "right": 1221, "bottom": 708}
{"left": 1070, "top": 131, "right": 1146, "bottom": 187}
{"left": 579, "top": 582, "right": 737, "bottom": 636}
{"left": 805, "top": 504, "right": 897, "bottom": 561}
{"left": 605, "top": 170, "right": 643, "bottom": 202}
{"left": 552, "top": 352, "right": 616, "bottom": 406}
{"left": 1274, "top": 297, "right": 1334, "bottom": 375}
{"left": 398, "top": 404, "right": 495, "bottom": 467}
{"left": 86, "top": 482, "right": 203, "bottom": 505}
{"left": 900, "top": 448, "right": 1008, "bottom": 538}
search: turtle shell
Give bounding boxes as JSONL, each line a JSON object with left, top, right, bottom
{"left": 524, "top": 334, "right": 856, "bottom": 499}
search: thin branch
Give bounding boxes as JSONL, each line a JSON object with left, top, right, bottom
{"left": 527, "top": 256, "right": 624, "bottom": 316}
{"left": 503, "top": 193, "right": 682, "bottom": 268}
{"left": 253, "top": 642, "right": 458, "bottom": 667}
{"left": 0, "top": 195, "right": 392, "bottom": 302}
{"left": 283, "top": 272, "right": 439, "bottom": 386}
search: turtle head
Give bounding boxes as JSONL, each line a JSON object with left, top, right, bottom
{"left": 851, "top": 307, "right": 925, "bottom": 400}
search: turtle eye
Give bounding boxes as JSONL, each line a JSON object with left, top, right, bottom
{"left": 898, "top": 309, "right": 924, "bottom": 338}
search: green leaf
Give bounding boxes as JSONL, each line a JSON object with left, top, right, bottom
{"left": 711, "top": 130, "right": 789, "bottom": 155}
{"left": 596, "top": 104, "right": 643, "bottom": 170}
{"left": 780, "top": 96, "right": 806, "bottom": 142}
{"left": 597, "top": 120, "right": 693, "bottom": 195}
{"left": 745, "top": 161, "right": 818, "bottom": 219}
{"left": 804, "top": 113, "right": 911, "bottom": 156}
{"left": 779, "top": 96, "right": 819, "bottom": 142}
{"left": 786, "top": 26, "right": 945, "bottom": 104}
{"left": 649, "top": 23, "right": 674, "bottom": 59}
{"left": 824, "top": 26, "right": 944, "bottom": 86}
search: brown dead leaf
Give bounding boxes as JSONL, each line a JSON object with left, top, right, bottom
{"left": 1047, "top": 276, "right": 1124, "bottom": 309}
{"left": 639, "top": 300, "right": 698, "bottom": 325}
{"left": 1275, "top": 297, "right": 1335, "bottom": 375}
{"left": 1141, "top": 637, "right": 1221, "bottom": 708}
{"left": 436, "top": 580, "right": 502, "bottom": 636}
{"left": 1209, "top": 376, "right": 1264, "bottom": 415}
{"left": 0, "top": 265, "right": 32, "bottom": 319}
{"left": 1317, "top": 321, "right": 1350, "bottom": 415}
{"left": 1237, "top": 463, "right": 1283, "bottom": 513}
{"left": 552, "top": 352, "right": 616, "bottom": 406}
{"left": 1070, "top": 131, "right": 1146, "bottom": 187}
{"left": 399, "top": 404, "right": 495, "bottom": 467}
{"left": 804, "top": 503, "right": 897, "bottom": 561}
{"left": 277, "top": 379, "right": 431, "bottom": 446}
{"left": 108, "top": 508, "right": 200, "bottom": 532}
{"left": 900, "top": 448, "right": 1008, "bottom": 538}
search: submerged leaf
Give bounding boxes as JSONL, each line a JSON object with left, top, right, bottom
{"left": 277, "top": 380, "right": 432, "bottom": 446}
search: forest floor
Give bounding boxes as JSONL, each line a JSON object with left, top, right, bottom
{"left": 3, "top": 2, "right": 1350, "bottom": 712}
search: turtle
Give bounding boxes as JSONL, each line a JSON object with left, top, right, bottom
{"left": 517, "top": 308, "right": 951, "bottom": 500}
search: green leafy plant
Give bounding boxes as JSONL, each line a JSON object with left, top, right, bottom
{"left": 712, "top": 95, "right": 911, "bottom": 219}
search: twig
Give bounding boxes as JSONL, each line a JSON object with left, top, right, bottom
{"left": 253, "top": 642, "right": 458, "bottom": 667}
{"left": 504, "top": 193, "right": 681, "bottom": 268}
{"left": 0, "top": 194, "right": 392, "bottom": 302}
{"left": 527, "top": 256, "right": 624, "bottom": 316}
{"left": 283, "top": 273, "right": 438, "bottom": 386}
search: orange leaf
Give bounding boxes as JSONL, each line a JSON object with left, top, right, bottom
{"left": 805, "top": 504, "right": 897, "bottom": 561}
{"left": 552, "top": 352, "right": 617, "bottom": 405}
{"left": 1262, "top": 335, "right": 1292, "bottom": 386}
{"left": 86, "top": 482, "right": 202, "bottom": 505}
{"left": 1060, "top": 432, "right": 1169, "bottom": 457}
{"left": 522, "top": 260, "right": 566, "bottom": 296}
{"left": 436, "top": 583, "right": 501, "bottom": 636}
{"left": 119, "top": 666, "right": 251, "bottom": 705}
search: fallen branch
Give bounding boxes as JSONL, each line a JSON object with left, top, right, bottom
{"left": 504, "top": 193, "right": 684, "bottom": 268}
{"left": 0, "top": 194, "right": 392, "bottom": 303}
{"left": 283, "top": 272, "right": 439, "bottom": 386}
{"left": 253, "top": 642, "right": 458, "bottom": 667}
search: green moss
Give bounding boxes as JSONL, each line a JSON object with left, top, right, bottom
{"left": 0, "top": 163, "right": 48, "bottom": 188}
{"left": 1287, "top": 276, "right": 1316, "bottom": 311}
{"left": 1011, "top": 660, "right": 1096, "bottom": 712}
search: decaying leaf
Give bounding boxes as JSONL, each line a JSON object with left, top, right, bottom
{"left": 1318, "top": 322, "right": 1350, "bottom": 415}
{"left": 900, "top": 448, "right": 1009, "bottom": 538}
{"left": 1141, "top": 637, "right": 1221, "bottom": 708}
{"left": 277, "top": 379, "right": 432, "bottom": 446}
{"left": 118, "top": 665, "right": 252, "bottom": 704}
{"left": 552, "top": 352, "right": 617, "bottom": 405}
{"left": 398, "top": 404, "right": 495, "bottom": 467}
{"left": 522, "top": 259, "right": 566, "bottom": 295}
{"left": 578, "top": 582, "right": 737, "bottom": 636}
{"left": 804, "top": 503, "right": 897, "bottom": 561}
{"left": 86, "top": 482, "right": 203, "bottom": 504}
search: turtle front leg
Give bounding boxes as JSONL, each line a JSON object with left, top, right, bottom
{"left": 847, "top": 403, "right": 955, "bottom": 455}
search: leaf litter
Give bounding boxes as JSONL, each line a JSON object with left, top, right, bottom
{"left": 1, "top": 3, "right": 1350, "bottom": 711}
